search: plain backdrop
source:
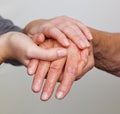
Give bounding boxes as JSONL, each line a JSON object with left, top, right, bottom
{"left": 0, "top": 0, "right": 120, "bottom": 114}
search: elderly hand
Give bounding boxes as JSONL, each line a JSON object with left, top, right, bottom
{"left": 23, "top": 16, "right": 93, "bottom": 49}
{"left": 24, "top": 16, "right": 94, "bottom": 101}
{"left": 27, "top": 38, "right": 94, "bottom": 101}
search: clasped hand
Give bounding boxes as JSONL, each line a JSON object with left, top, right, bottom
{"left": 24, "top": 16, "right": 94, "bottom": 101}
{"left": 0, "top": 16, "right": 94, "bottom": 101}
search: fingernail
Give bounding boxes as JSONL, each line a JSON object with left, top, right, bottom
{"left": 28, "top": 68, "right": 34, "bottom": 75}
{"left": 63, "top": 39, "right": 69, "bottom": 46}
{"left": 57, "top": 49, "right": 67, "bottom": 57}
{"left": 56, "top": 91, "right": 64, "bottom": 100}
{"left": 33, "top": 87, "right": 38, "bottom": 93}
{"left": 85, "top": 40, "right": 90, "bottom": 47}
{"left": 41, "top": 92, "right": 49, "bottom": 101}
{"left": 32, "top": 84, "right": 40, "bottom": 93}
{"left": 79, "top": 41, "right": 86, "bottom": 48}
{"left": 89, "top": 34, "right": 93, "bottom": 40}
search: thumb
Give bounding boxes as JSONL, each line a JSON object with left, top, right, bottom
{"left": 28, "top": 45, "right": 67, "bottom": 61}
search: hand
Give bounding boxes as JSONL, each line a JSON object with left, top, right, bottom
{"left": 0, "top": 32, "right": 67, "bottom": 66}
{"left": 28, "top": 39, "right": 94, "bottom": 101}
{"left": 23, "top": 16, "right": 93, "bottom": 49}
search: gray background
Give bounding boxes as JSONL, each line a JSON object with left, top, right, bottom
{"left": 0, "top": 0, "right": 120, "bottom": 114}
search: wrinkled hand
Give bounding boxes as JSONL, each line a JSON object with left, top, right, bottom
{"left": 23, "top": 16, "right": 93, "bottom": 49}
{"left": 28, "top": 38, "right": 94, "bottom": 101}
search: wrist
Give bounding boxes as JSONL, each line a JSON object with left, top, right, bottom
{"left": 0, "top": 33, "right": 9, "bottom": 63}
{"left": 0, "top": 32, "right": 19, "bottom": 62}
{"left": 89, "top": 27, "right": 120, "bottom": 75}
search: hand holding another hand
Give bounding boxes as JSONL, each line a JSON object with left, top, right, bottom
{"left": 24, "top": 16, "right": 94, "bottom": 101}
{"left": 0, "top": 32, "right": 67, "bottom": 66}
{"left": 28, "top": 37, "right": 94, "bottom": 101}
{"left": 24, "top": 16, "right": 93, "bottom": 49}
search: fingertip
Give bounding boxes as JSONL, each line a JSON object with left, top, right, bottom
{"left": 27, "top": 67, "right": 34, "bottom": 76}
{"left": 38, "top": 33, "right": 45, "bottom": 43}
{"left": 40, "top": 92, "right": 49, "bottom": 101}
{"left": 55, "top": 84, "right": 67, "bottom": 100}
{"left": 32, "top": 83, "right": 41, "bottom": 93}
{"left": 56, "top": 91, "right": 64, "bottom": 100}
{"left": 27, "top": 59, "right": 39, "bottom": 75}
{"left": 32, "top": 86, "right": 40, "bottom": 93}
{"left": 78, "top": 40, "right": 90, "bottom": 49}
{"left": 85, "top": 30, "right": 93, "bottom": 40}
{"left": 88, "top": 34, "right": 93, "bottom": 40}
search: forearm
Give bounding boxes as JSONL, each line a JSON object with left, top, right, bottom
{"left": 90, "top": 27, "right": 120, "bottom": 76}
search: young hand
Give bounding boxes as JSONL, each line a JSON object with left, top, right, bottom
{"left": 0, "top": 32, "right": 67, "bottom": 66}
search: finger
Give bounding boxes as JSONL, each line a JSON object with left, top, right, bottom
{"left": 59, "top": 48, "right": 89, "bottom": 82}
{"left": 32, "top": 61, "right": 50, "bottom": 93}
{"left": 43, "top": 26, "right": 70, "bottom": 47}
{"left": 56, "top": 43, "right": 80, "bottom": 100}
{"left": 31, "top": 33, "right": 45, "bottom": 45}
{"left": 40, "top": 58, "right": 66, "bottom": 101}
{"left": 28, "top": 45, "right": 67, "bottom": 61}
{"left": 36, "top": 33, "right": 45, "bottom": 43}
{"left": 75, "top": 55, "right": 88, "bottom": 80}
{"left": 32, "top": 39, "right": 54, "bottom": 93}
{"left": 51, "top": 16, "right": 93, "bottom": 40}
{"left": 77, "top": 47, "right": 94, "bottom": 78}
{"left": 71, "top": 18, "right": 93, "bottom": 40}
{"left": 58, "top": 23, "right": 90, "bottom": 49}
{"left": 56, "top": 59, "right": 78, "bottom": 100}
{"left": 81, "top": 48, "right": 89, "bottom": 66}
{"left": 27, "top": 59, "right": 39, "bottom": 75}
{"left": 40, "top": 41, "right": 66, "bottom": 101}
{"left": 74, "top": 46, "right": 94, "bottom": 81}
{"left": 27, "top": 33, "right": 46, "bottom": 75}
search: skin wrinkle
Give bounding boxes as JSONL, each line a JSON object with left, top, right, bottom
{"left": 25, "top": 16, "right": 120, "bottom": 101}
{"left": 30, "top": 32, "right": 93, "bottom": 100}
{"left": 22, "top": 16, "right": 94, "bottom": 100}
{"left": 0, "top": 16, "right": 95, "bottom": 101}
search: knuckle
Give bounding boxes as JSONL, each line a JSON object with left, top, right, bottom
{"left": 48, "top": 27, "right": 55, "bottom": 36}
{"left": 57, "top": 15, "right": 68, "bottom": 21}
{"left": 60, "top": 15, "right": 67, "bottom": 19}
{"left": 65, "top": 21, "right": 72, "bottom": 26}
{"left": 82, "top": 58, "right": 94, "bottom": 71}
{"left": 42, "top": 22, "right": 52, "bottom": 29}
{"left": 43, "top": 25, "right": 53, "bottom": 33}
{"left": 66, "top": 66, "right": 78, "bottom": 76}
{"left": 63, "top": 22, "right": 72, "bottom": 28}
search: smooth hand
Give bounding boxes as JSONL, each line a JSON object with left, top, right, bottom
{"left": 0, "top": 32, "right": 67, "bottom": 66}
